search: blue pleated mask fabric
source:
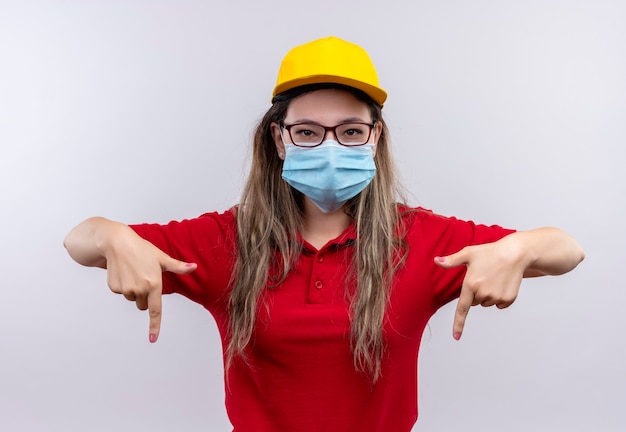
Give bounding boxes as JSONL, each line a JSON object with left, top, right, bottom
{"left": 281, "top": 140, "right": 376, "bottom": 213}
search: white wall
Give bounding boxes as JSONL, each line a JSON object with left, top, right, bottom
{"left": 1, "top": 0, "right": 623, "bottom": 430}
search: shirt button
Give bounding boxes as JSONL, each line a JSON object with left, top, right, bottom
{"left": 317, "top": 256, "right": 324, "bottom": 263}
{"left": 314, "top": 280, "right": 323, "bottom": 289}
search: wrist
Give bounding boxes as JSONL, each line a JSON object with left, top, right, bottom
{"left": 94, "top": 218, "right": 131, "bottom": 258}
{"left": 503, "top": 231, "right": 537, "bottom": 271}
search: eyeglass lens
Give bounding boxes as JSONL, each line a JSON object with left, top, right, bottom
{"left": 287, "top": 123, "right": 372, "bottom": 146}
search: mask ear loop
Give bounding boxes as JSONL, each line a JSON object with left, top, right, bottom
{"left": 370, "top": 121, "right": 380, "bottom": 156}
{"left": 278, "top": 126, "right": 288, "bottom": 160}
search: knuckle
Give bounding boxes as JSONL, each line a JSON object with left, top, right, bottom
{"left": 505, "top": 293, "right": 517, "bottom": 303}
{"left": 478, "top": 291, "right": 495, "bottom": 302}
{"left": 464, "top": 276, "right": 485, "bottom": 293}
{"left": 123, "top": 283, "right": 139, "bottom": 295}
{"left": 456, "top": 304, "right": 470, "bottom": 316}
{"left": 464, "top": 280, "right": 478, "bottom": 292}
{"left": 141, "top": 275, "right": 161, "bottom": 292}
{"left": 107, "top": 279, "right": 122, "bottom": 294}
{"left": 497, "top": 296, "right": 517, "bottom": 309}
{"left": 119, "top": 277, "right": 159, "bottom": 296}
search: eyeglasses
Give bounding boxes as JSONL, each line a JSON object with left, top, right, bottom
{"left": 281, "top": 122, "right": 376, "bottom": 147}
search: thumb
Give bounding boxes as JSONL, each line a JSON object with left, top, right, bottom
{"left": 434, "top": 249, "right": 469, "bottom": 269}
{"left": 160, "top": 254, "right": 197, "bottom": 274}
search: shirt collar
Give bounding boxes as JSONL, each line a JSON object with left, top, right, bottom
{"left": 298, "top": 220, "right": 357, "bottom": 253}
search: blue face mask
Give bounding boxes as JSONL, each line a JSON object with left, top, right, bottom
{"left": 281, "top": 140, "right": 376, "bottom": 213}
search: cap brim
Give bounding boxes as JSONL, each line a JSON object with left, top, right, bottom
{"left": 273, "top": 74, "right": 387, "bottom": 106}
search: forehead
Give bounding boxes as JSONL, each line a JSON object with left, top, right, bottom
{"left": 284, "top": 89, "right": 371, "bottom": 123}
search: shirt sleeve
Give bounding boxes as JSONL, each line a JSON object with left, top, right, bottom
{"left": 129, "top": 209, "right": 237, "bottom": 311}
{"left": 407, "top": 208, "right": 516, "bottom": 311}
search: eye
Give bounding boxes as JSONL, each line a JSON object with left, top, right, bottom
{"left": 297, "top": 129, "right": 315, "bottom": 137}
{"left": 337, "top": 123, "right": 370, "bottom": 143}
{"left": 344, "top": 128, "right": 363, "bottom": 136}
{"left": 290, "top": 124, "right": 323, "bottom": 142}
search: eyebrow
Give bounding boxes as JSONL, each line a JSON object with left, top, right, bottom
{"left": 289, "top": 117, "right": 372, "bottom": 125}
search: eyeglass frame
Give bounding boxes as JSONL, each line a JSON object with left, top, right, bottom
{"left": 280, "top": 121, "right": 377, "bottom": 147}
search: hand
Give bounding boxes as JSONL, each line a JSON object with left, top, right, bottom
{"left": 105, "top": 232, "right": 197, "bottom": 343}
{"left": 434, "top": 238, "right": 527, "bottom": 340}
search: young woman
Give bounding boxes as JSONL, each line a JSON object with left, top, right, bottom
{"left": 64, "top": 36, "right": 584, "bottom": 432}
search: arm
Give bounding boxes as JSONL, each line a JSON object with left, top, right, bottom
{"left": 64, "top": 217, "right": 134, "bottom": 268}
{"left": 64, "top": 217, "right": 197, "bottom": 342}
{"left": 435, "top": 227, "right": 585, "bottom": 340}
{"left": 514, "top": 227, "right": 585, "bottom": 277}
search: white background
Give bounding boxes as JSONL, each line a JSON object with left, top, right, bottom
{"left": 1, "top": 0, "right": 624, "bottom": 431}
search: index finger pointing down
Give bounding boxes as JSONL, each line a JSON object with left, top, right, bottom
{"left": 453, "top": 287, "right": 474, "bottom": 340}
{"left": 147, "top": 290, "right": 162, "bottom": 343}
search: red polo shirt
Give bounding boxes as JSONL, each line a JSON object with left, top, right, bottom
{"left": 131, "top": 207, "right": 514, "bottom": 432}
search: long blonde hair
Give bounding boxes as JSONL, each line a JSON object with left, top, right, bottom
{"left": 227, "top": 85, "right": 406, "bottom": 381}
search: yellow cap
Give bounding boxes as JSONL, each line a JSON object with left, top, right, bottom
{"left": 272, "top": 36, "right": 387, "bottom": 106}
